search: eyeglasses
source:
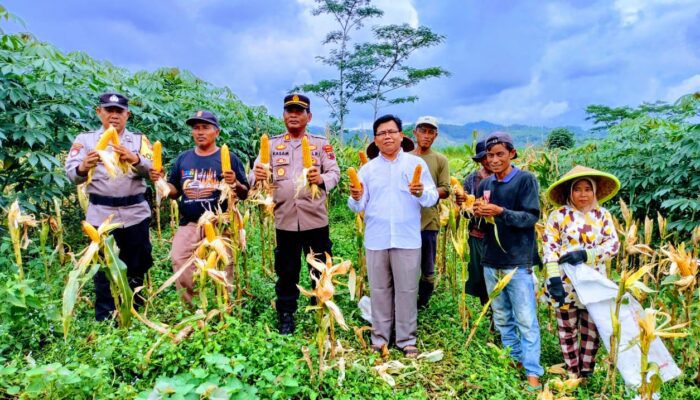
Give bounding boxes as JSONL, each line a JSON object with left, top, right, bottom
{"left": 375, "top": 129, "right": 401, "bottom": 137}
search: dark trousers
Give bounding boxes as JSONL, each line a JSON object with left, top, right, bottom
{"left": 274, "top": 225, "right": 333, "bottom": 314}
{"left": 94, "top": 218, "right": 153, "bottom": 321}
{"left": 417, "top": 230, "right": 438, "bottom": 308}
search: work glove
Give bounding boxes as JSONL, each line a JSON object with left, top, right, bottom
{"left": 558, "top": 249, "right": 591, "bottom": 266}
{"left": 546, "top": 262, "right": 566, "bottom": 307}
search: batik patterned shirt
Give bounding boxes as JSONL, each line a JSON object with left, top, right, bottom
{"left": 543, "top": 205, "right": 620, "bottom": 307}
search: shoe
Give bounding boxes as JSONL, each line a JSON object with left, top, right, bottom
{"left": 278, "top": 312, "right": 295, "bottom": 335}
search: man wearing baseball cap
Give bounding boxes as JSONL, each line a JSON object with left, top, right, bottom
{"left": 251, "top": 94, "right": 340, "bottom": 334}
{"left": 473, "top": 131, "right": 543, "bottom": 389}
{"left": 410, "top": 116, "right": 450, "bottom": 309}
{"left": 149, "top": 110, "right": 249, "bottom": 304}
{"left": 65, "top": 91, "right": 155, "bottom": 321}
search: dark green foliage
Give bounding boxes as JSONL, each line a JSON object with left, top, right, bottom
{"left": 0, "top": 33, "right": 282, "bottom": 212}
{"left": 567, "top": 93, "right": 700, "bottom": 235}
{"left": 545, "top": 128, "right": 575, "bottom": 150}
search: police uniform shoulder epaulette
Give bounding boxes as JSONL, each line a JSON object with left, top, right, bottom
{"left": 271, "top": 133, "right": 286, "bottom": 139}
{"left": 307, "top": 133, "right": 327, "bottom": 139}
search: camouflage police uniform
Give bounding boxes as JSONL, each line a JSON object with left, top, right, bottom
{"left": 251, "top": 95, "right": 340, "bottom": 330}
{"left": 64, "top": 93, "right": 154, "bottom": 321}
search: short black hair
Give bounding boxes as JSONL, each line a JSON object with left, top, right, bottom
{"left": 373, "top": 114, "right": 402, "bottom": 135}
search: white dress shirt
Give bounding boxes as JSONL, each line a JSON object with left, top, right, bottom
{"left": 348, "top": 150, "right": 438, "bottom": 250}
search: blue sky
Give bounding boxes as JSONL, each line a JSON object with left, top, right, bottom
{"left": 4, "top": 0, "right": 700, "bottom": 130}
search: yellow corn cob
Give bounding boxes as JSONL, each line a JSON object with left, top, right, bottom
{"left": 411, "top": 164, "right": 422, "bottom": 185}
{"left": 450, "top": 176, "right": 465, "bottom": 196}
{"left": 95, "top": 129, "right": 113, "bottom": 151}
{"left": 301, "top": 136, "right": 312, "bottom": 168}
{"left": 81, "top": 221, "right": 100, "bottom": 243}
{"left": 109, "top": 127, "right": 120, "bottom": 146}
{"left": 260, "top": 134, "right": 270, "bottom": 164}
{"left": 358, "top": 151, "right": 368, "bottom": 166}
{"left": 153, "top": 141, "right": 162, "bottom": 172}
{"left": 205, "top": 251, "right": 217, "bottom": 269}
{"left": 348, "top": 167, "right": 361, "bottom": 189}
{"left": 203, "top": 221, "right": 216, "bottom": 242}
{"left": 220, "top": 144, "right": 231, "bottom": 173}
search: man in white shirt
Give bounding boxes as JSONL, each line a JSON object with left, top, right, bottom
{"left": 348, "top": 114, "right": 438, "bottom": 357}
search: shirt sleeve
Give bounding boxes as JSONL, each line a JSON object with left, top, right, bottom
{"left": 593, "top": 209, "right": 620, "bottom": 263}
{"left": 498, "top": 173, "right": 540, "bottom": 228}
{"left": 319, "top": 140, "right": 340, "bottom": 192}
{"left": 230, "top": 154, "right": 249, "bottom": 188}
{"left": 417, "top": 158, "right": 438, "bottom": 208}
{"left": 542, "top": 209, "right": 563, "bottom": 264}
{"left": 167, "top": 155, "right": 181, "bottom": 194}
{"left": 436, "top": 155, "right": 451, "bottom": 195}
{"left": 65, "top": 134, "right": 88, "bottom": 185}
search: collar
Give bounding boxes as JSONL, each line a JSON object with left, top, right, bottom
{"left": 496, "top": 165, "right": 520, "bottom": 183}
{"left": 379, "top": 148, "right": 404, "bottom": 163}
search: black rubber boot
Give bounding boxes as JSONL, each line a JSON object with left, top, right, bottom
{"left": 278, "top": 312, "right": 295, "bottom": 335}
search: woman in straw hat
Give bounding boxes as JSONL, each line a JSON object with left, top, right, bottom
{"left": 542, "top": 165, "right": 621, "bottom": 379}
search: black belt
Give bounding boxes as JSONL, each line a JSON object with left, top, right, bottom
{"left": 89, "top": 193, "right": 146, "bottom": 207}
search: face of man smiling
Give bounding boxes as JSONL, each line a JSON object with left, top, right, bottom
{"left": 374, "top": 120, "right": 403, "bottom": 158}
{"left": 486, "top": 143, "right": 516, "bottom": 176}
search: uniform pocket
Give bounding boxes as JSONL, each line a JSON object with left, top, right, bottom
{"left": 272, "top": 156, "right": 290, "bottom": 181}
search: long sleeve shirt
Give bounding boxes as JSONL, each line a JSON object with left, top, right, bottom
{"left": 65, "top": 127, "right": 153, "bottom": 227}
{"left": 476, "top": 166, "right": 540, "bottom": 267}
{"left": 542, "top": 205, "right": 620, "bottom": 307}
{"left": 347, "top": 151, "right": 438, "bottom": 250}
{"left": 251, "top": 132, "right": 340, "bottom": 231}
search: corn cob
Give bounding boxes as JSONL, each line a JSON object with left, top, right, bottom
{"left": 220, "top": 144, "right": 231, "bottom": 173}
{"left": 348, "top": 167, "right": 361, "bottom": 189}
{"left": 110, "top": 127, "right": 120, "bottom": 146}
{"left": 82, "top": 221, "right": 100, "bottom": 243}
{"left": 95, "top": 129, "right": 113, "bottom": 151}
{"left": 260, "top": 134, "right": 270, "bottom": 164}
{"left": 203, "top": 221, "right": 216, "bottom": 242}
{"left": 153, "top": 141, "right": 162, "bottom": 172}
{"left": 450, "top": 176, "right": 465, "bottom": 196}
{"left": 411, "top": 164, "right": 422, "bottom": 185}
{"left": 205, "top": 251, "right": 217, "bottom": 270}
{"left": 301, "top": 136, "right": 312, "bottom": 168}
{"left": 358, "top": 151, "right": 368, "bottom": 166}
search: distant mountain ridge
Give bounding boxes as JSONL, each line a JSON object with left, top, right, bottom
{"left": 309, "top": 121, "right": 603, "bottom": 148}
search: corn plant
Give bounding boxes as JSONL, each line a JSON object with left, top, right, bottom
{"left": 297, "top": 252, "right": 352, "bottom": 374}
{"left": 51, "top": 197, "right": 66, "bottom": 266}
{"left": 62, "top": 215, "right": 130, "bottom": 338}
{"left": 6, "top": 200, "right": 38, "bottom": 282}
{"left": 465, "top": 268, "right": 516, "bottom": 349}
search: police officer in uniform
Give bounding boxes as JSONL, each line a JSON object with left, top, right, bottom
{"left": 65, "top": 92, "right": 154, "bottom": 321}
{"left": 252, "top": 94, "right": 340, "bottom": 334}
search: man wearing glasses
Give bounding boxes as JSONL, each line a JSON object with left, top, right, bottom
{"left": 410, "top": 116, "right": 450, "bottom": 309}
{"left": 348, "top": 114, "right": 438, "bottom": 358}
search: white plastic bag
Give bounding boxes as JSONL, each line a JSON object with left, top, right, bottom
{"left": 359, "top": 295, "right": 372, "bottom": 324}
{"left": 562, "top": 263, "right": 681, "bottom": 387}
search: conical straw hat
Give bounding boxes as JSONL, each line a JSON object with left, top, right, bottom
{"left": 546, "top": 165, "right": 620, "bottom": 207}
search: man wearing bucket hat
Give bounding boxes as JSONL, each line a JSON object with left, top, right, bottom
{"left": 542, "top": 166, "right": 620, "bottom": 380}
{"left": 251, "top": 94, "right": 340, "bottom": 335}
{"left": 65, "top": 92, "right": 155, "bottom": 321}
{"left": 458, "top": 140, "right": 494, "bottom": 309}
{"left": 410, "top": 116, "right": 451, "bottom": 309}
{"left": 348, "top": 114, "right": 438, "bottom": 358}
{"left": 149, "top": 110, "right": 249, "bottom": 304}
{"left": 473, "top": 131, "right": 544, "bottom": 389}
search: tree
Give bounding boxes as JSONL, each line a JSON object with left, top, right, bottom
{"left": 353, "top": 24, "right": 449, "bottom": 119}
{"left": 294, "top": 0, "right": 383, "bottom": 138}
{"left": 545, "top": 128, "right": 575, "bottom": 150}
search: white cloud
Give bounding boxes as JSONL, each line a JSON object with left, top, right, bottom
{"left": 665, "top": 74, "right": 700, "bottom": 101}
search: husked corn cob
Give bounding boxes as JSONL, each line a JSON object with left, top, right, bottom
{"left": 260, "top": 134, "right": 270, "bottom": 164}
{"left": 220, "top": 144, "right": 231, "bottom": 173}
{"left": 82, "top": 221, "right": 99, "bottom": 243}
{"left": 204, "top": 221, "right": 216, "bottom": 242}
{"left": 450, "top": 176, "right": 465, "bottom": 196}
{"left": 358, "top": 151, "right": 368, "bottom": 166}
{"left": 411, "top": 164, "right": 422, "bottom": 185}
{"left": 95, "top": 128, "right": 114, "bottom": 151}
{"left": 348, "top": 167, "right": 361, "bottom": 189}
{"left": 153, "top": 141, "right": 162, "bottom": 172}
{"left": 301, "top": 136, "right": 312, "bottom": 168}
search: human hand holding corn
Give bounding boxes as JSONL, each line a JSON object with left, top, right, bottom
{"left": 306, "top": 166, "right": 323, "bottom": 185}
{"left": 113, "top": 144, "right": 139, "bottom": 164}
{"left": 78, "top": 150, "right": 100, "bottom": 175}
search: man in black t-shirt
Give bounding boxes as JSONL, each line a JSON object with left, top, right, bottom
{"left": 150, "top": 110, "right": 249, "bottom": 303}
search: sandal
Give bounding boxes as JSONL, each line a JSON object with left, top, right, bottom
{"left": 401, "top": 345, "right": 419, "bottom": 358}
{"left": 525, "top": 376, "right": 542, "bottom": 392}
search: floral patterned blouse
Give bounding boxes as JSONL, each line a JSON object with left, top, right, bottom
{"left": 542, "top": 205, "right": 620, "bottom": 307}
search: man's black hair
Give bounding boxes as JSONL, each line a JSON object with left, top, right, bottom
{"left": 373, "top": 114, "right": 402, "bottom": 135}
